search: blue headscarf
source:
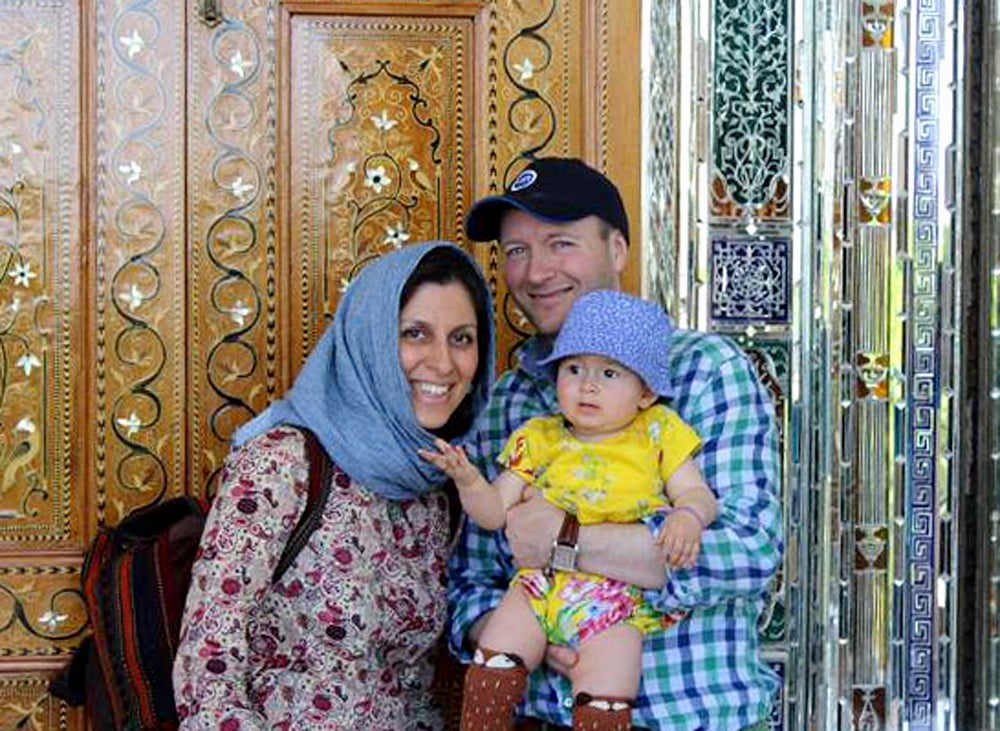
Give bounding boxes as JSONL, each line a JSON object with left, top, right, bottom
{"left": 233, "top": 241, "right": 495, "bottom": 500}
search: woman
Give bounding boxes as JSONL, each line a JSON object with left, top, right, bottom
{"left": 173, "top": 242, "right": 495, "bottom": 730}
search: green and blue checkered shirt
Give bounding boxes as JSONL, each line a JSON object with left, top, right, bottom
{"left": 447, "top": 329, "right": 783, "bottom": 730}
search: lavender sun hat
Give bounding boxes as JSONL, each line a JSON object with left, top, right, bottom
{"left": 539, "top": 289, "right": 675, "bottom": 398}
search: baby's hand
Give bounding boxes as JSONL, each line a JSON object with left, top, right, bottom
{"left": 418, "top": 438, "right": 479, "bottom": 487}
{"left": 655, "top": 508, "right": 704, "bottom": 569}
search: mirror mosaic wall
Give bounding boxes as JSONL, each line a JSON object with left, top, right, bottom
{"left": 643, "top": 0, "right": 997, "bottom": 728}
{"left": 979, "top": 2, "right": 1000, "bottom": 728}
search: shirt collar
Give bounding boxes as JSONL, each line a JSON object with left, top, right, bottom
{"left": 516, "top": 336, "right": 556, "bottom": 380}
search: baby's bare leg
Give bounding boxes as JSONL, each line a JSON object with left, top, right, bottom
{"left": 569, "top": 624, "right": 643, "bottom": 730}
{"left": 476, "top": 585, "right": 547, "bottom": 669}
{"left": 461, "top": 586, "right": 547, "bottom": 730}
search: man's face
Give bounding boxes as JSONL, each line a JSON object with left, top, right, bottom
{"left": 499, "top": 210, "right": 627, "bottom": 335}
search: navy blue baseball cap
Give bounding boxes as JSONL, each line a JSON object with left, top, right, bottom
{"left": 465, "top": 157, "right": 630, "bottom": 244}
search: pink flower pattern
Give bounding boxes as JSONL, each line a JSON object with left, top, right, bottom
{"left": 173, "top": 427, "right": 450, "bottom": 730}
{"left": 514, "top": 568, "right": 687, "bottom": 646}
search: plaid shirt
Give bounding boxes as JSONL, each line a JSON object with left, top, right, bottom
{"left": 447, "top": 329, "right": 783, "bottom": 731}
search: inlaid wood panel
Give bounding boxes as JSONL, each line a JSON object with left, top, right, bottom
{"left": 0, "top": 675, "right": 82, "bottom": 730}
{"left": 0, "top": 564, "right": 86, "bottom": 658}
{"left": 0, "top": 3, "right": 87, "bottom": 719}
{"left": 188, "top": 0, "right": 281, "bottom": 492}
{"left": 286, "top": 12, "right": 476, "bottom": 358}
{"left": 0, "top": 0, "right": 82, "bottom": 545}
{"left": 486, "top": 0, "right": 584, "bottom": 182}
{"left": 93, "top": 0, "right": 187, "bottom": 523}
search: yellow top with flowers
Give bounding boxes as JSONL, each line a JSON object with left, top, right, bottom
{"left": 498, "top": 404, "right": 702, "bottom": 525}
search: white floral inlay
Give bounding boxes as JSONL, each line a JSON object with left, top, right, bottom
{"left": 120, "top": 30, "right": 145, "bottom": 59}
{"left": 383, "top": 224, "right": 410, "bottom": 248}
{"left": 119, "top": 284, "right": 145, "bottom": 312}
{"left": 116, "top": 412, "right": 142, "bottom": 437}
{"left": 364, "top": 166, "right": 391, "bottom": 194}
{"left": 229, "top": 50, "right": 253, "bottom": 78}
{"left": 119, "top": 160, "right": 142, "bottom": 184}
{"left": 230, "top": 176, "right": 254, "bottom": 201}
{"left": 9, "top": 262, "right": 36, "bottom": 288}
{"left": 230, "top": 300, "right": 252, "bottom": 326}
{"left": 371, "top": 110, "right": 398, "bottom": 131}
{"left": 513, "top": 57, "right": 535, "bottom": 82}
{"left": 39, "top": 610, "right": 68, "bottom": 631}
{"left": 16, "top": 353, "right": 41, "bottom": 376}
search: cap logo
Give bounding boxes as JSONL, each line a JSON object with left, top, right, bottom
{"left": 510, "top": 169, "right": 537, "bottom": 192}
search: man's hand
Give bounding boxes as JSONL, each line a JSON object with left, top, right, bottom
{"left": 504, "top": 488, "right": 563, "bottom": 569}
{"left": 470, "top": 615, "right": 579, "bottom": 677}
{"left": 544, "top": 643, "right": 579, "bottom": 676}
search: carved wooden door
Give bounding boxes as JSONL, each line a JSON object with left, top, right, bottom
{"left": 0, "top": 0, "right": 638, "bottom": 727}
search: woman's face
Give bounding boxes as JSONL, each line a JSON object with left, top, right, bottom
{"left": 398, "top": 281, "right": 480, "bottom": 430}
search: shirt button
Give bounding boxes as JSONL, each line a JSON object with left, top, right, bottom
{"left": 564, "top": 698, "right": 573, "bottom": 708}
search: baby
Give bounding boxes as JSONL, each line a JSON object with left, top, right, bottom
{"left": 421, "top": 289, "right": 718, "bottom": 731}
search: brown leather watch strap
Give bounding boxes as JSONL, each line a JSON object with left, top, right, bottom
{"left": 548, "top": 513, "right": 581, "bottom": 576}
{"left": 556, "top": 512, "right": 580, "bottom": 547}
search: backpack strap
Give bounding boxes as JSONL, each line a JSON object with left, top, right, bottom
{"left": 271, "top": 427, "right": 333, "bottom": 584}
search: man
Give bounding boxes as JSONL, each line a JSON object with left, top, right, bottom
{"left": 448, "top": 157, "right": 782, "bottom": 731}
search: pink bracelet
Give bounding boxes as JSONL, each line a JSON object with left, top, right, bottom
{"left": 666, "top": 505, "right": 707, "bottom": 529}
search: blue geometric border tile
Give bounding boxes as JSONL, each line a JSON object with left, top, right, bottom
{"left": 710, "top": 237, "right": 791, "bottom": 324}
{"left": 905, "top": 0, "right": 943, "bottom": 726}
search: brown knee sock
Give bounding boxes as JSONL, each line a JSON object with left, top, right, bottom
{"left": 460, "top": 647, "right": 529, "bottom": 731}
{"left": 572, "top": 693, "right": 633, "bottom": 730}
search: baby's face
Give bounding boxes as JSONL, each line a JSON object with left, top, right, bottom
{"left": 555, "top": 354, "right": 657, "bottom": 441}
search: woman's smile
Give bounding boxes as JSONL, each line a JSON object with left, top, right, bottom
{"left": 412, "top": 380, "right": 452, "bottom": 401}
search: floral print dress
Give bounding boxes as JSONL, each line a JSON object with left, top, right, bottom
{"left": 173, "top": 426, "right": 451, "bottom": 730}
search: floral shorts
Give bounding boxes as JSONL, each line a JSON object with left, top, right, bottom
{"left": 513, "top": 568, "right": 687, "bottom": 646}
